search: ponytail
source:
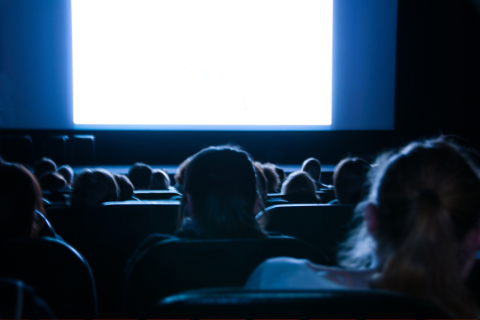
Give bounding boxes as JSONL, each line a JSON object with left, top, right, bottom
{"left": 373, "top": 190, "right": 477, "bottom": 318}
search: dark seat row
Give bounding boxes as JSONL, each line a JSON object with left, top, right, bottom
{"left": 0, "top": 238, "right": 97, "bottom": 318}
{"left": 46, "top": 200, "right": 180, "bottom": 316}
{"left": 3, "top": 234, "right": 474, "bottom": 318}
{"left": 148, "top": 288, "right": 450, "bottom": 319}
{"left": 123, "top": 236, "right": 327, "bottom": 317}
{"left": 43, "top": 202, "right": 356, "bottom": 316}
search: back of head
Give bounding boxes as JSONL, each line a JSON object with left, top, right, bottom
{"left": 301, "top": 157, "right": 321, "bottom": 181}
{"left": 151, "top": 169, "right": 171, "bottom": 190}
{"left": 57, "top": 165, "right": 74, "bottom": 186}
{"left": 281, "top": 171, "right": 316, "bottom": 196}
{"left": 0, "top": 163, "right": 44, "bottom": 239}
{"left": 114, "top": 174, "right": 135, "bottom": 201}
{"left": 182, "top": 146, "right": 264, "bottom": 239}
{"left": 128, "top": 162, "right": 152, "bottom": 190}
{"left": 261, "top": 163, "right": 281, "bottom": 193}
{"left": 39, "top": 172, "right": 67, "bottom": 192}
{"left": 333, "top": 157, "right": 371, "bottom": 205}
{"left": 71, "top": 169, "right": 119, "bottom": 207}
{"left": 343, "top": 140, "right": 480, "bottom": 318}
{"left": 33, "top": 158, "right": 56, "bottom": 179}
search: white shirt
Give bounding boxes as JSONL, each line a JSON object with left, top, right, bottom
{"left": 245, "top": 257, "right": 375, "bottom": 290}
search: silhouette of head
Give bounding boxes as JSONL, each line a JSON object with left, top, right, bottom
{"left": 114, "top": 174, "right": 135, "bottom": 201}
{"left": 333, "top": 157, "right": 371, "bottom": 205}
{"left": 301, "top": 157, "right": 321, "bottom": 181}
{"left": 33, "top": 157, "right": 56, "bottom": 179}
{"left": 182, "top": 146, "right": 264, "bottom": 239}
{"left": 128, "top": 162, "right": 152, "bottom": 190}
{"left": 151, "top": 169, "right": 171, "bottom": 190}
{"left": 281, "top": 171, "right": 316, "bottom": 195}
{"left": 71, "top": 169, "right": 119, "bottom": 207}
{"left": 57, "top": 165, "right": 74, "bottom": 186}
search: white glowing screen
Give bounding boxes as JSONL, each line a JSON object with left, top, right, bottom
{"left": 72, "top": 0, "right": 332, "bottom": 126}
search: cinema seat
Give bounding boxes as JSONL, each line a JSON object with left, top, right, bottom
{"left": 317, "top": 188, "right": 336, "bottom": 202}
{"left": 258, "top": 204, "right": 356, "bottom": 266}
{"left": 146, "top": 288, "right": 450, "bottom": 319}
{"left": 0, "top": 238, "right": 98, "bottom": 318}
{"left": 0, "top": 277, "right": 55, "bottom": 319}
{"left": 123, "top": 237, "right": 328, "bottom": 318}
{"left": 134, "top": 190, "right": 182, "bottom": 200}
{"left": 47, "top": 200, "right": 180, "bottom": 318}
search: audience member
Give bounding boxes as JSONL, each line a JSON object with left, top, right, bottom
{"left": 0, "top": 163, "right": 46, "bottom": 239}
{"left": 114, "top": 174, "right": 137, "bottom": 201}
{"left": 151, "top": 169, "right": 171, "bottom": 190}
{"left": 177, "top": 146, "right": 266, "bottom": 239}
{"left": 280, "top": 171, "right": 320, "bottom": 203}
{"left": 57, "top": 165, "right": 74, "bottom": 187}
{"left": 33, "top": 157, "right": 57, "bottom": 179}
{"left": 174, "top": 158, "right": 190, "bottom": 193}
{"left": 246, "top": 140, "right": 480, "bottom": 318}
{"left": 70, "top": 169, "right": 119, "bottom": 207}
{"left": 261, "top": 163, "right": 281, "bottom": 193}
{"left": 39, "top": 172, "right": 67, "bottom": 192}
{"left": 330, "top": 157, "right": 371, "bottom": 205}
{"left": 301, "top": 157, "right": 330, "bottom": 190}
{"left": 127, "top": 146, "right": 267, "bottom": 270}
{"left": 128, "top": 163, "right": 152, "bottom": 190}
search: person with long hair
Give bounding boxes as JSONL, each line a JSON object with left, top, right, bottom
{"left": 176, "top": 146, "right": 266, "bottom": 239}
{"left": 246, "top": 140, "right": 480, "bottom": 318}
{"left": 127, "top": 146, "right": 267, "bottom": 270}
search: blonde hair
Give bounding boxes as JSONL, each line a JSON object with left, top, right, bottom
{"left": 339, "top": 140, "right": 480, "bottom": 318}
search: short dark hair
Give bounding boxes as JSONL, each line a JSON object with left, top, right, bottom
{"left": 71, "top": 169, "right": 119, "bottom": 207}
{"left": 301, "top": 157, "right": 321, "bottom": 181}
{"left": 128, "top": 162, "right": 152, "bottom": 190}
{"left": 57, "top": 165, "right": 74, "bottom": 185}
{"left": 39, "top": 172, "right": 67, "bottom": 191}
{"left": 114, "top": 174, "right": 135, "bottom": 201}
{"left": 151, "top": 169, "right": 171, "bottom": 190}
{"left": 33, "top": 157, "right": 57, "bottom": 178}
{"left": 181, "top": 146, "right": 265, "bottom": 239}
{"left": 281, "top": 171, "right": 316, "bottom": 195}
{"left": 333, "top": 157, "right": 371, "bottom": 205}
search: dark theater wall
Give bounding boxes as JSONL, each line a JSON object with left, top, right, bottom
{"left": 394, "top": 0, "right": 480, "bottom": 145}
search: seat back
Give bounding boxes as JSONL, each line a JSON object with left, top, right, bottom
{"left": 47, "top": 201, "right": 180, "bottom": 317}
{"left": 134, "top": 190, "right": 182, "bottom": 200}
{"left": 124, "top": 237, "right": 328, "bottom": 317}
{"left": 0, "top": 238, "right": 97, "bottom": 318}
{"left": 259, "top": 204, "right": 356, "bottom": 265}
{"left": 148, "top": 288, "right": 450, "bottom": 319}
{"left": 317, "top": 188, "right": 336, "bottom": 202}
{"left": 0, "top": 277, "right": 55, "bottom": 318}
